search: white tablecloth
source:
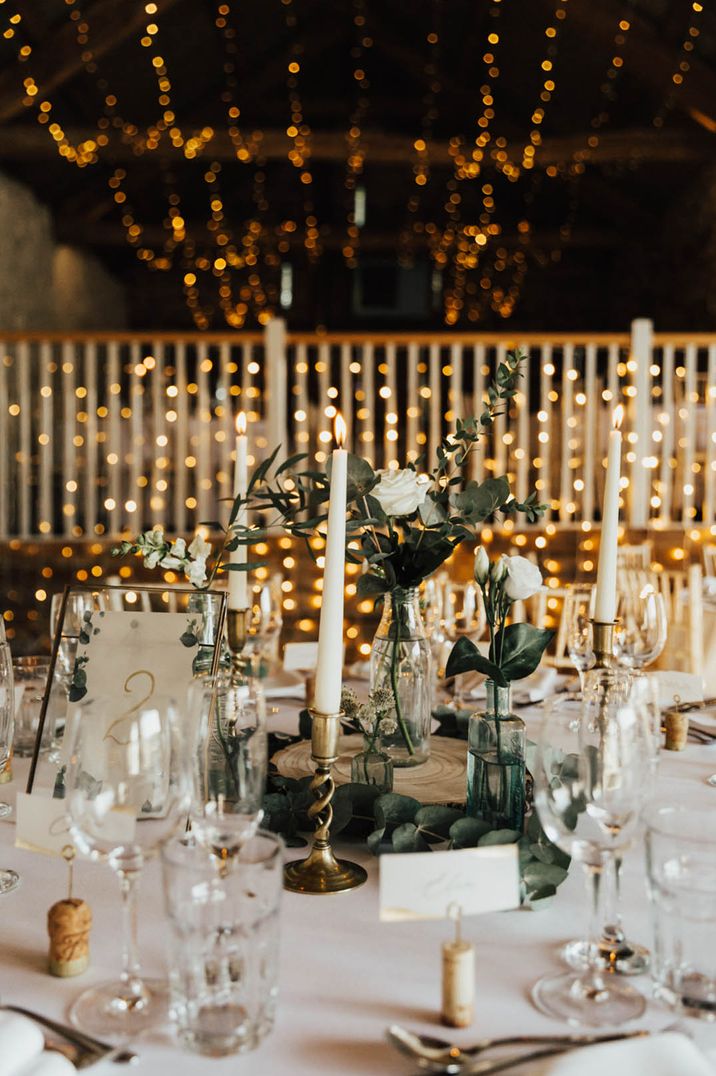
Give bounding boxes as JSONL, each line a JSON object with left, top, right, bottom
{"left": 1, "top": 702, "right": 716, "bottom": 1075}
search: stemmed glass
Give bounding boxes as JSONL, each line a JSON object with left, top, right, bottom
{"left": 244, "top": 579, "right": 283, "bottom": 675}
{"left": 532, "top": 668, "right": 649, "bottom": 1025}
{"left": 64, "top": 693, "right": 190, "bottom": 1036}
{"left": 443, "top": 581, "right": 486, "bottom": 710}
{"left": 614, "top": 574, "right": 667, "bottom": 670}
{"left": 564, "top": 587, "right": 595, "bottom": 691}
{"left": 0, "top": 621, "right": 17, "bottom": 892}
{"left": 189, "top": 674, "right": 267, "bottom": 863}
{"left": 421, "top": 573, "right": 448, "bottom": 703}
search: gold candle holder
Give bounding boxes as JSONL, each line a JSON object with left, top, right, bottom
{"left": 591, "top": 620, "right": 617, "bottom": 668}
{"left": 283, "top": 707, "right": 367, "bottom": 895}
{"left": 226, "top": 607, "right": 251, "bottom": 681}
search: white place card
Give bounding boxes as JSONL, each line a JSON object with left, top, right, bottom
{"left": 283, "top": 641, "right": 320, "bottom": 672}
{"left": 649, "top": 670, "right": 704, "bottom": 708}
{"left": 16, "top": 791, "right": 136, "bottom": 857}
{"left": 379, "top": 845, "right": 520, "bottom": 922}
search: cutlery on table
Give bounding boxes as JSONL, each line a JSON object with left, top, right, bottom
{"left": 1, "top": 1004, "right": 138, "bottom": 1066}
{"left": 387, "top": 1023, "right": 646, "bottom": 1072}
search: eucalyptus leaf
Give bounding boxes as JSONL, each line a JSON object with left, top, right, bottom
{"left": 477, "top": 828, "right": 521, "bottom": 846}
{"left": 449, "top": 817, "right": 492, "bottom": 848}
{"left": 415, "top": 805, "right": 464, "bottom": 840}
{"left": 522, "top": 861, "right": 569, "bottom": 889}
{"left": 392, "top": 822, "right": 431, "bottom": 854}
{"left": 374, "top": 792, "right": 421, "bottom": 828}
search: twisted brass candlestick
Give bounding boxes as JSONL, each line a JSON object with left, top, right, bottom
{"left": 283, "top": 706, "right": 367, "bottom": 895}
{"left": 226, "top": 607, "right": 251, "bottom": 681}
{"left": 591, "top": 620, "right": 617, "bottom": 668}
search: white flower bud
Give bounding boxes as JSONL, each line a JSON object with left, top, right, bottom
{"left": 473, "top": 545, "right": 490, "bottom": 585}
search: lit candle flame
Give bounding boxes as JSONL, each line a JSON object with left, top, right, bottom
{"left": 236, "top": 411, "right": 247, "bottom": 436}
{"left": 612, "top": 404, "right": 624, "bottom": 430}
{"left": 334, "top": 412, "right": 347, "bottom": 448}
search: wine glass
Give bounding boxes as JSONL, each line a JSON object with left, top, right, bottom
{"left": 189, "top": 674, "right": 267, "bottom": 863}
{"left": 532, "top": 668, "right": 649, "bottom": 1025}
{"left": 244, "top": 578, "right": 283, "bottom": 675}
{"left": 614, "top": 574, "right": 667, "bottom": 670}
{"left": 421, "top": 573, "right": 449, "bottom": 702}
{"left": 443, "top": 581, "right": 486, "bottom": 711}
{"left": 561, "top": 672, "right": 657, "bottom": 977}
{"left": 0, "top": 622, "right": 18, "bottom": 893}
{"left": 564, "top": 587, "right": 596, "bottom": 692}
{"left": 64, "top": 693, "right": 190, "bottom": 1036}
{"left": 50, "top": 590, "right": 106, "bottom": 682}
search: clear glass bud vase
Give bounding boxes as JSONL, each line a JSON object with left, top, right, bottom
{"left": 369, "top": 587, "right": 431, "bottom": 768}
{"left": 467, "top": 680, "right": 525, "bottom": 830}
{"left": 351, "top": 742, "right": 394, "bottom": 792}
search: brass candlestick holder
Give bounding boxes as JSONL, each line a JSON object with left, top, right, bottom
{"left": 591, "top": 620, "right": 617, "bottom": 669}
{"left": 226, "top": 607, "right": 251, "bottom": 681}
{"left": 283, "top": 706, "right": 368, "bottom": 895}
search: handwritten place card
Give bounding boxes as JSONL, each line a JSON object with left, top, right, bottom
{"left": 649, "top": 670, "right": 704, "bottom": 708}
{"left": 379, "top": 845, "right": 520, "bottom": 922}
{"left": 283, "top": 641, "right": 320, "bottom": 672}
{"left": 16, "top": 791, "right": 136, "bottom": 857}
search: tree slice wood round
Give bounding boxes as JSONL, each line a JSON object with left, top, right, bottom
{"left": 272, "top": 734, "right": 467, "bottom": 805}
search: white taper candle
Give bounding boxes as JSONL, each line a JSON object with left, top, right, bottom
{"left": 594, "top": 404, "right": 624, "bottom": 623}
{"left": 228, "top": 412, "right": 249, "bottom": 610}
{"left": 314, "top": 413, "right": 348, "bottom": 714}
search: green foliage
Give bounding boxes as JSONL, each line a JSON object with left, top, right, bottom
{"left": 493, "top": 623, "right": 556, "bottom": 682}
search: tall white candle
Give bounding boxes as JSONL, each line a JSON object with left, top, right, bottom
{"left": 314, "top": 413, "right": 348, "bottom": 714}
{"left": 228, "top": 412, "right": 249, "bottom": 610}
{"left": 594, "top": 404, "right": 624, "bottom": 623}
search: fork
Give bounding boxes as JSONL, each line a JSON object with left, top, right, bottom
{"left": 1, "top": 1005, "right": 138, "bottom": 1066}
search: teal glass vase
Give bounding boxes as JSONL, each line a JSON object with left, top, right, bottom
{"left": 467, "top": 680, "right": 525, "bottom": 831}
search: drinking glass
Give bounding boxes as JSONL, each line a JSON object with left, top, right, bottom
{"left": 244, "top": 578, "right": 283, "bottom": 675}
{"left": 614, "top": 575, "right": 667, "bottom": 670}
{"left": 645, "top": 805, "right": 716, "bottom": 1021}
{"left": 532, "top": 668, "right": 649, "bottom": 1025}
{"left": 12, "top": 656, "right": 51, "bottom": 757}
{"left": 561, "top": 672, "right": 657, "bottom": 977}
{"left": 50, "top": 591, "right": 106, "bottom": 684}
{"left": 162, "top": 831, "right": 282, "bottom": 1055}
{"left": 64, "top": 693, "right": 190, "bottom": 1036}
{"left": 189, "top": 675, "right": 267, "bottom": 863}
{"left": 421, "top": 573, "right": 449, "bottom": 704}
{"left": 0, "top": 624, "right": 17, "bottom": 893}
{"left": 443, "top": 581, "right": 486, "bottom": 710}
{"left": 564, "top": 588, "right": 595, "bottom": 691}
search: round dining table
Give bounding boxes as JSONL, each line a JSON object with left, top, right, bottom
{"left": 1, "top": 696, "right": 715, "bottom": 1075}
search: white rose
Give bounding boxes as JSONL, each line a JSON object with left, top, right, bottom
{"left": 170, "top": 537, "right": 187, "bottom": 559}
{"left": 502, "top": 555, "right": 542, "bottom": 602}
{"left": 474, "top": 545, "right": 490, "bottom": 585}
{"left": 188, "top": 533, "right": 212, "bottom": 560}
{"left": 372, "top": 468, "right": 430, "bottom": 517}
{"left": 186, "top": 557, "right": 208, "bottom": 588}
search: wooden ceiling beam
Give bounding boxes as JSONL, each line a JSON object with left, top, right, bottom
{"left": 0, "top": 0, "right": 181, "bottom": 125}
{"left": 0, "top": 125, "right": 710, "bottom": 165}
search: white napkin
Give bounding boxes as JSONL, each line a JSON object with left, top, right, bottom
{"left": 18, "top": 1054, "right": 75, "bottom": 1076}
{"left": 261, "top": 670, "right": 306, "bottom": 701}
{"left": 537, "top": 1033, "right": 712, "bottom": 1076}
{"left": 513, "top": 666, "right": 559, "bottom": 704}
{"left": 0, "top": 1011, "right": 44, "bottom": 1076}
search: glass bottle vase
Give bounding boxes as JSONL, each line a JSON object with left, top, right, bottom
{"left": 467, "top": 680, "right": 525, "bottom": 830}
{"left": 350, "top": 744, "right": 394, "bottom": 792}
{"left": 369, "top": 587, "right": 431, "bottom": 768}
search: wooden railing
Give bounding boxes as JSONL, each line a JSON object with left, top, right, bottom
{"left": 0, "top": 319, "right": 713, "bottom": 538}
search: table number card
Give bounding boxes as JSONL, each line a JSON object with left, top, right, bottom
{"left": 379, "top": 845, "right": 520, "bottom": 922}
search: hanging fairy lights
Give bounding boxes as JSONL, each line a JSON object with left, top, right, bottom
{"left": 342, "top": 0, "right": 372, "bottom": 269}
{"left": 281, "top": 0, "right": 320, "bottom": 262}
{"left": 653, "top": 1, "right": 704, "bottom": 129}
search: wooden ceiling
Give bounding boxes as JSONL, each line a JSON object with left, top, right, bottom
{"left": 0, "top": 0, "right": 714, "bottom": 330}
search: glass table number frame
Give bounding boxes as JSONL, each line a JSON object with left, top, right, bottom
{"left": 26, "top": 583, "right": 227, "bottom": 796}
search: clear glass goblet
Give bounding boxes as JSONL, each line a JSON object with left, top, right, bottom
{"left": 614, "top": 575, "right": 667, "bottom": 670}
{"left": 532, "top": 668, "right": 649, "bottom": 1025}
{"left": 189, "top": 674, "right": 267, "bottom": 865}
{"left": 0, "top": 622, "right": 17, "bottom": 892}
{"left": 564, "top": 587, "right": 595, "bottom": 692}
{"left": 64, "top": 693, "right": 190, "bottom": 1037}
{"left": 443, "top": 581, "right": 486, "bottom": 711}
